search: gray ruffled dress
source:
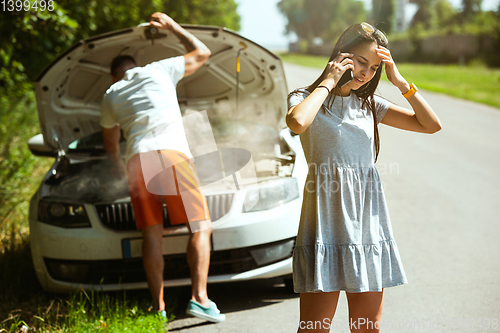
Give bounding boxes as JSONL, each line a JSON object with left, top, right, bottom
{"left": 288, "top": 89, "right": 407, "bottom": 293}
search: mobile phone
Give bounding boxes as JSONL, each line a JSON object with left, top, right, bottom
{"left": 338, "top": 68, "right": 353, "bottom": 88}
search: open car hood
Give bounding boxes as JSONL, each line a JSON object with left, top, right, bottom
{"left": 35, "top": 24, "right": 289, "bottom": 152}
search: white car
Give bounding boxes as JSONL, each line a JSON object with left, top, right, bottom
{"left": 28, "top": 23, "right": 307, "bottom": 293}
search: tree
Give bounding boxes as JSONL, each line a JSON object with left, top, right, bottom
{"left": 435, "top": 0, "right": 457, "bottom": 28}
{"left": 278, "top": 0, "right": 327, "bottom": 42}
{"left": 0, "top": 0, "right": 240, "bottom": 97}
{"left": 410, "top": 0, "right": 436, "bottom": 29}
{"left": 325, "top": 0, "right": 366, "bottom": 42}
{"left": 460, "top": 0, "right": 482, "bottom": 21}
{"left": 278, "top": 0, "right": 366, "bottom": 46}
{"left": 462, "top": 0, "right": 482, "bottom": 16}
{"left": 371, "top": 0, "right": 395, "bottom": 34}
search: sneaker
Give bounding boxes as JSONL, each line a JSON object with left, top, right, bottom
{"left": 185, "top": 300, "right": 226, "bottom": 323}
{"left": 148, "top": 306, "right": 167, "bottom": 321}
{"left": 157, "top": 310, "right": 167, "bottom": 320}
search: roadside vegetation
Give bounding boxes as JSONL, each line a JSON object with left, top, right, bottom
{"left": 279, "top": 53, "right": 500, "bottom": 109}
{"left": 279, "top": 0, "right": 500, "bottom": 67}
{"left": 0, "top": 195, "right": 179, "bottom": 332}
{"left": 0, "top": 288, "right": 172, "bottom": 332}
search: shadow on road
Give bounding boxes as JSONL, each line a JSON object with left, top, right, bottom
{"left": 167, "top": 277, "right": 298, "bottom": 329}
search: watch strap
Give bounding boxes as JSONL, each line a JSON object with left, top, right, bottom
{"left": 403, "top": 83, "right": 418, "bottom": 98}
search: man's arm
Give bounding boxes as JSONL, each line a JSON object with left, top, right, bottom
{"left": 102, "top": 125, "right": 126, "bottom": 175}
{"left": 150, "top": 12, "right": 211, "bottom": 77}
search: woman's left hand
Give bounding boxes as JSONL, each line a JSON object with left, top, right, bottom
{"left": 376, "top": 46, "right": 407, "bottom": 89}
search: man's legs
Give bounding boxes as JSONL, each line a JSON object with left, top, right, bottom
{"left": 141, "top": 218, "right": 213, "bottom": 311}
{"left": 159, "top": 152, "right": 214, "bottom": 307}
{"left": 165, "top": 153, "right": 224, "bottom": 321}
{"left": 127, "top": 154, "right": 166, "bottom": 312}
{"left": 186, "top": 222, "right": 212, "bottom": 307}
{"left": 136, "top": 150, "right": 223, "bottom": 321}
{"left": 184, "top": 219, "right": 225, "bottom": 322}
{"left": 142, "top": 223, "right": 165, "bottom": 312}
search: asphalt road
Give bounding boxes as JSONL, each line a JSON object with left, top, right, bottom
{"left": 167, "top": 62, "right": 500, "bottom": 332}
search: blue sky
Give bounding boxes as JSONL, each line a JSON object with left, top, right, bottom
{"left": 234, "top": 0, "right": 499, "bottom": 50}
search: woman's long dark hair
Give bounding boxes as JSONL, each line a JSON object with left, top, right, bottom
{"left": 307, "top": 24, "right": 389, "bottom": 162}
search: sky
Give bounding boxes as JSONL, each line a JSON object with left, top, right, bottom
{"left": 234, "top": 0, "right": 500, "bottom": 51}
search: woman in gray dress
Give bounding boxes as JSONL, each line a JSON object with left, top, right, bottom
{"left": 286, "top": 23, "right": 442, "bottom": 333}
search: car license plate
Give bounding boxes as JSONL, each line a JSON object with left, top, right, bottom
{"left": 122, "top": 234, "right": 190, "bottom": 258}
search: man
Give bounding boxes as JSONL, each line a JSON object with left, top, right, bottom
{"left": 100, "top": 12, "right": 225, "bottom": 323}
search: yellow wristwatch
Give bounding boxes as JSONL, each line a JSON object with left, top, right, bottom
{"left": 402, "top": 83, "right": 418, "bottom": 98}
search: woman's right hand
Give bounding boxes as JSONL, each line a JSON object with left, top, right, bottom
{"left": 286, "top": 52, "right": 354, "bottom": 134}
{"left": 321, "top": 52, "right": 354, "bottom": 89}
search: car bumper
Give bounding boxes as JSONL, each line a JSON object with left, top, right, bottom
{"left": 32, "top": 257, "right": 293, "bottom": 293}
{"left": 29, "top": 191, "right": 301, "bottom": 292}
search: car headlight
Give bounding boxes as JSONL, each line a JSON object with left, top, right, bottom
{"left": 243, "top": 178, "right": 299, "bottom": 212}
{"left": 38, "top": 200, "right": 91, "bottom": 228}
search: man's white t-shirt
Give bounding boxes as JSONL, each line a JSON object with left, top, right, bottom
{"left": 100, "top": 56, "right": 193, "bottom": 163}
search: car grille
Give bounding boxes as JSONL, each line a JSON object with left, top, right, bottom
{"left": 43, "top": 238, "right": 295, "bottom": 285}
{"left": 95, "top": 193, "right": 234, "bottom": 231}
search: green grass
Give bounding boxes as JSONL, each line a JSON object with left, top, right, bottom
{"left": 279, "top": 53, "right": 500, "bottom": 109}
{"left": 0, "top": 238, "right": 176, "bottom": 332}
{"left": 0, "top": 289, "right": 172, "bottom": 332}
{"left": 0, "top": 92, "right": 178, "bottom": 333}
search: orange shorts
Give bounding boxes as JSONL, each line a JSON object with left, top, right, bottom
{"left": 126, "top": 150, "right": 210, "bottom": 230}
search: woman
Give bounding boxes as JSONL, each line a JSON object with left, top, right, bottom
{"left": 286, "top": 23, "right": 441, "bottom": 333}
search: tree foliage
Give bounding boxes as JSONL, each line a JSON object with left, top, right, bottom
{"left": 0, "top": 0, "right": 240, "bottom": 98}
{"left": 459, "top": 0, "right": 482, "bottom": 21}
{"left": 409, "top": 0, "right": 488, "bottom": 29}
{"left": 400, "top": 0, "right": 500, "bottom": 67}
{"left": 371, "top": 0, "right": 395, "bottom": 34}
{"left": 409, "top": 0, "right": 435, "bottom": 29}
{"left": 435, "top": 0, "right": 457, "bottom": 27}
{"left": 278, "top": 0, "right": 366, "bottom": 46}
{"left": 461, "top": 0, "right": 482, "bottom": 16}
{"left": 409, "top": 0, "right": 457, "bottom": 31}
